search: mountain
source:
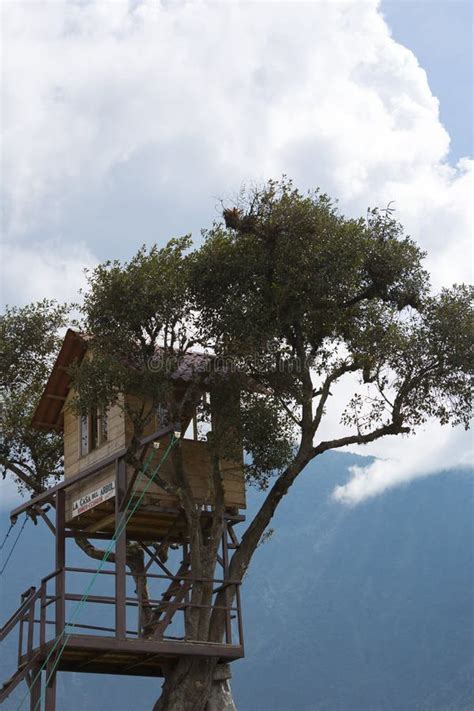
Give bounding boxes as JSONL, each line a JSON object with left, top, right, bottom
{"left": 1, "top": 452, "right": 473, "bottom": 710}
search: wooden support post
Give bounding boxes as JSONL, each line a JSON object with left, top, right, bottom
{"left": 44, "top": 657, "right": 57, "bottom": 711}
{"left": 27, "top": 599, "right": 35, "bottom": 661}
{"left": 55, "top": 490, "right": 66, "bottom": 638}
{"left": 222, "top": 522, "right": 232, "bottom": 645}
{"left": 18, "top": 614, "right": 24, "bottom": 666}
{"left": 115, "top": 457, "right": 127, "bottom": 639}
{"left": 29, "top": 663, "right": 41, "bottom": 711}
{"left": 40, "top": 583, "right": 46, "bottom": 648}
{"left": 236, "top": 583, "right": 244, "bottom": 653}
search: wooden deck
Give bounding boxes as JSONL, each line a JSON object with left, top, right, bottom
{"left": 20, "top": 635, "right": 244, "bottom": 678}
{"left": 65, "top": 500, "right": 244, "bottom": 541}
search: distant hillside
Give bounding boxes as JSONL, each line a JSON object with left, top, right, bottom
{"left": 1, "top": 452, "right": 472, "bottom": 710}
{"left": 232, "top": 454, "right": 474, "bottom": 711}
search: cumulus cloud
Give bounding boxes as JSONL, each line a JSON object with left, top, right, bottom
{"left": 333, "top": 424, "right": 473, "bottom": 505}
{"left": 3, "top": 1, "right": 472, "bottom": 276}
{"left": 1, "top": 0, "right": 472, "bottom": 503}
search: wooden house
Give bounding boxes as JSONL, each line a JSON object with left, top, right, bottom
{"left": 1, "top": 330, "right": 246, "bottom": 709}
{"left": 31, "top": 329, "right": 246, "bottom": 538}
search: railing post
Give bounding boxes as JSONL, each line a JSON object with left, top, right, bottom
{"left": 55, "top": 490, "right": 66, "bottom": 637}
{"left": 236, "top": 583, "right": 244, "bottom": 652}
{"left": 18, "top": 614, "right": 24, "bottom": 665}
{"left": 29, "top": 662, "right": 42, "bottom": 711}
{"left": 44, "top": 655, "right": 57, "bottom": 711}
{"left": 115, "top": 457, "right": 127, "bottom": 639}
{"left": 221, "top": 521, "right": 232, "bottom": 644}
{"left": 40, "top": 583, "right": 46, "bottom": 647}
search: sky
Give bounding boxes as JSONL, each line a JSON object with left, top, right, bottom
{"left": 1, "top": 0, "right": 472, "bottom": 507}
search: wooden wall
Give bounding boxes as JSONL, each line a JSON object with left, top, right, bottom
{"left": 62, "top": 391, "right": 246, "bottom": 523}
{"left": 63, "top": 391, "right": 126, "bottom": 520}
{"left": 128, "top": 437, "right": 246, "bottom": 511}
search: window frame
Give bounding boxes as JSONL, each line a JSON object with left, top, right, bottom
{"left": 79, "top": 406, "right": 108, "bottom": 457}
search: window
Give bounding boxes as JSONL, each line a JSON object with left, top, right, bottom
{"left": 80, "top": 407, "right": 108, "bottom": 457}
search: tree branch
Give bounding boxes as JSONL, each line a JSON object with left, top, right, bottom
{"left": 312, "top": 361, "right": 360, "bottom": 436}
{"left": 0, "top": 456, "right": 46, "bottom": 496}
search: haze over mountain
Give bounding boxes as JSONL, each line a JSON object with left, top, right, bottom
{"left": 1, "top": 452, "right": 472, "bottom": 710}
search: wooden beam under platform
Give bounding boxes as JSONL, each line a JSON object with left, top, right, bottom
{"left": 20, "top": 635, "right": 244, "bottom": 679}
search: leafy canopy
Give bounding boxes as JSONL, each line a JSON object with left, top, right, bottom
{"left": 1, "top": 178, "right": 472, "bottom": 498}
{"left": 0, "top": 300, "right": 69, "bottom": 493}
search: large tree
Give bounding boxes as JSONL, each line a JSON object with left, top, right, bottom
{"left": 1, "top": 179, "right": 472, "bottom": 711}
{"left": 1, "top": 300, "right": 69, "bottom": 495}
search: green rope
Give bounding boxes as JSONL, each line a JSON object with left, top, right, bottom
{"left": 16, "top": 434, "right": 178, "bottom": 711}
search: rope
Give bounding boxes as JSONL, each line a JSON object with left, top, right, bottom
{"left": 0, "top": 521, "right": 15, "bottom": 550}
{"left": 16, "top": 434, "right": 178, "bottom": 711}
{"left": 0, "top": 516, "right": 28, "bottom": 576}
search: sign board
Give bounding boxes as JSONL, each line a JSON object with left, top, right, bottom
{"left": 72, "top": 480, "right": 115, "bottom": 517}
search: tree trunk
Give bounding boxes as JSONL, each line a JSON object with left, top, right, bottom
{"left": 153, "top": 659, "right": 237, "bottom": 711}
{"left": 206, "top": 665, "right": 237, "bottom": 711}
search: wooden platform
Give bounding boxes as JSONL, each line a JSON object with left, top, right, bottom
{"left": 66, "top": 501, "right": 245, "bottom": 541}
{"left": 21, "top": 635, "right": 244, "bottom": 678}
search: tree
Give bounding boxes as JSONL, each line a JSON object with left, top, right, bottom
{"left": 1, "top": 179, "right": 472, "bottom": 711}
{"left": 1, "top": 300, "right": 69, "bottom": 496}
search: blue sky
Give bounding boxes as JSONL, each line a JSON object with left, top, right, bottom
{"left": 382, "top": 0, "right": 473, "bottom": 163}
{"left": 1, "top": 0, "right": 472, "bottom": 506}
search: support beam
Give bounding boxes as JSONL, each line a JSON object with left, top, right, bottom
{"left": 35, "top": 507, "right": 56, "bottom": 535}
{"left": 115, "top": 458, "right": 127, "bottom": 639}
{"left": 28, "top": 663, "right": 42, "bottom": 711}
{"left": 44, "top": 656, "right": 57, "bottom": 711}
{"left": 55, "top": 491, "right": 66, "bottom": 637}
{"left": 222, "top": 521, "right": 232, "bottom": 644}
{"left": 84, "top": 513, "right": 116, "bottom": 533}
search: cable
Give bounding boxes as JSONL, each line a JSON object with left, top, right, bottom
{"left": 0, "top": 516, "right": 28, "bottom": 576}
{"left": 16, "top": 434, "right": 178, "bottom": 711}
{"left": 0, "top": 521, "right": 15, "bottom": 550}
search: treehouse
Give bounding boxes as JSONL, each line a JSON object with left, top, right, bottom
{"left": 1, "top": 329, "right": 245, "bottom": 710}
{"left": 32, "top": 329, "right": 246, "bottom": 539}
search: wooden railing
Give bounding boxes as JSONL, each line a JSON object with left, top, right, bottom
{"left": 3, "top": 564, "right": 243, "bottom": 666}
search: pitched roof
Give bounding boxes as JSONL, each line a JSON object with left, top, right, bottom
{"left": 31, "top": 330, "right": 216, "bottom": 432}
{"left": 31, "top": 329, "right": 88, "bottom": 431}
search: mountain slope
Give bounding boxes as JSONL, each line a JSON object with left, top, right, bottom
{"left": 1, "top": 452, "right": 472, "bottom": 710}
{"left": 232, "top": 454, "right": 474, "bottom": 711}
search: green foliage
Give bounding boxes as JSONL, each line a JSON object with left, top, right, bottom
{"left": 192, "top": 178, "right": 428, "bottom": 356}
{"left": 190, "top": 178, "right": 471, "bottom": 486}
{"left": 73, "top": 239, "right": 195, "bottom": 436}
{"left": 2, "top": 178, "right": 472, "bottom": 500}
{"left": 241, "top": 393, "right": 296, "bottom": 489}
{"left": 0, "top": 301, "right": 69, "bottom": 492}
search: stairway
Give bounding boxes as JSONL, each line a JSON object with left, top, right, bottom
{"left": 143, "top": 553, "right": 192, "bottom": 639}
{"left": 0, "top": 652, "right": 41, "bottom": 704}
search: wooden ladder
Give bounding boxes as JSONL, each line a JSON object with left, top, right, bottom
{"left": 144, "top": 552, "right": 193, "bottom": 640}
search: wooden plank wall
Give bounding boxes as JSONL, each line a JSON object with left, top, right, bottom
{"left": 63, "top": 391, "right": 126, "bottom": 520}
{"left": 128, "top": 437, "right": 246, "bottom": 510}
{"left": 62, "top": 392, "right": 246, "bottom": 522}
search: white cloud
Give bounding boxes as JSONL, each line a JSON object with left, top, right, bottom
{"left": 1, "top": 240, "right": 97, "bottom": 306}
{"left": 333, "top": 423, "right": 473, "bottom": 505}
{"left": 1, "top": 0, "right": 472, "bottom": 502}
